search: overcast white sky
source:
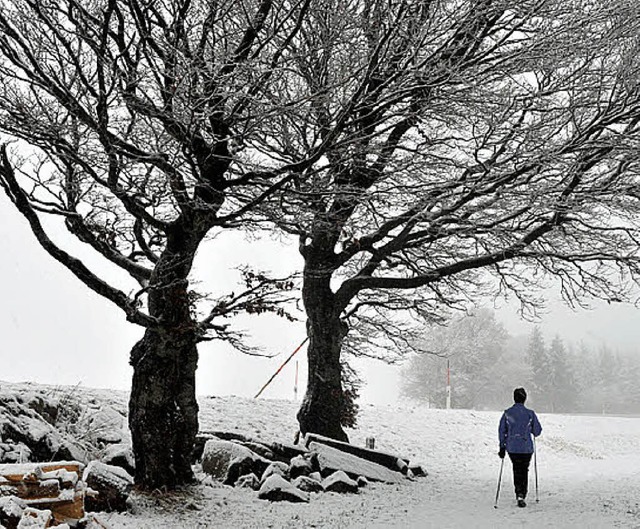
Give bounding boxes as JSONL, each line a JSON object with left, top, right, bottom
{"left": 2, "top": 191, "right": 640, "bottom": 406}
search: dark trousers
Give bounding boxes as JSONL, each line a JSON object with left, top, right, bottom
{"left": 508, "top": 452, "right": 532, "bottom": 499}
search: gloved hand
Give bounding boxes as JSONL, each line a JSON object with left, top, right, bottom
{"left": 498, "top": 447, "right": 506, "bottom": 459}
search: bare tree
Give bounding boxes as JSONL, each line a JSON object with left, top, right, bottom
{"left": 0, "top": 0, "right": 311, "bottom": 488}
{"left": 246, "top": 0, "right": 640, "bottom": 440}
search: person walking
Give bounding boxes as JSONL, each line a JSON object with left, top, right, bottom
{"left": 498, "top": 387, "right": 542, "bottom": 508}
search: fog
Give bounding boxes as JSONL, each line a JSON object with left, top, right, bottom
{"left": 2, "top": 191, "right": 640, "bottom": 408}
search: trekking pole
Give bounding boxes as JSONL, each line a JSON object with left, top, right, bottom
{"left": 533, "top": 437, "right": 539, "bottom": 503}
{"left": 494, "top": 457, "right": 505, "bottom": 509}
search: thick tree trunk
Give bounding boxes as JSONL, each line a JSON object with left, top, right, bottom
{"left": 128, "top": 223, "right": 204, "bottom": 489}
{"left": 297, "top": 270, "right": 349, "bottom": 442}
{"left": 129, "top": 328, "right": 198, "bottom": 488}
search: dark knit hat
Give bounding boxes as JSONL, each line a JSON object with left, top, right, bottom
{"left": 514, "top": 387, "right": 527, "bottom": 403}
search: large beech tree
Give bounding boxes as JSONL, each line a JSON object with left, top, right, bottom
{"left": 248, "top": 0, "right": 640, "bottom": 441}
{"left": 0, "top": 0, "right": 310, "bottom": 488}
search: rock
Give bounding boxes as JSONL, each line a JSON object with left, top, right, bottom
{"left": 83, "top": 461, "right": 133, "bottom": 513}
{"left": 0, "top": 398, "right": 85, "bottom": 464}
{"left": 308, "top": 442, "right": 405, "bottom": 484}
{"left": 201, "top": 431, "right": 253, "bottom": 443}
{"left": 408, "top": 464, "right": 428, "bottom": 478}
{"left": 76, "top": 513, "right": 111, "bottom": 528}
{"left": 224, "top": 456, "right": 269, "bottom": 486}
{"left": 83, "top": 408, "right": 125, "bottom": 445}
{"left": 101, "top": 444, "right": 135, "bottom": 477}
{"left": 0, "top": 443, "right": 32, "bottom": 465}
{"left": 0, "top": 496, "right": 27, "bottom": 528}
{"left": 257, "top": 475, "right": 309, "bottom": 503}
{"left": 125, "top": 495, "right": 141, "bottom": 515}
{"left": 308, "top": 472, "right": 322, "bottom": 483}
{"left": 260, "top": 462, "right": 289, "bottom": 484}
{"left": 235, "top": 473, "right": 260, "bottom": 490}
{"left": 201, "top": 440, "right": 259, "bottom": 480}
{"left": 322, "top": 471, "right": 358, "bottom": 493}
{"left": 304, "top": 433, "right": 409, "bottom": 472}
{"left": 289, "top": 455, "right": 313, "bottom": 480}
{"left": 265, "top": 442, "right": 308, "bottom": 463}
{"left": 292, "top": 476, "right": 324, "bottom": 493}
{"left": 238, "top": 442, "right": 275, "bottom": 461}
{"left": 17, "top": 507, "right": 52, "bottom": 529}
{"left": 192, "top": 434, "right": 219, "bottom": 463}
{"left": 357, "top": 476, "right": 369, "bottom": 488}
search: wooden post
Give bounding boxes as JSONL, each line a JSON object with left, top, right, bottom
{"left": 446, "top": 359, "right": 451, "bottom": 410}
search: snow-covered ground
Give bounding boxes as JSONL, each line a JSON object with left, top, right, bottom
{"left": 3, "top": 381, "right": 640, "bottom": 528}
{"left": 93, "top": 395, "right": 640, "bottom": 529}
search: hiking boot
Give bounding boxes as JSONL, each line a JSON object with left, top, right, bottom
{"left": 517, "top": 497, "right": 527, "bottom": 508}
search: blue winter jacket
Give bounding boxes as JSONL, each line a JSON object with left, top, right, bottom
{"left": 498, "top": 403, "right": 542, "bottom": 454}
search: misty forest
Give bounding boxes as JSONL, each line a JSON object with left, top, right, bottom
{"left": 402, "top": 309, "right": 640, "bottom": 416}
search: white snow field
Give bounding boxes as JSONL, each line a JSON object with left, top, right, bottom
{"left": 95, "top": 396, "right": 640, "bottom": 529}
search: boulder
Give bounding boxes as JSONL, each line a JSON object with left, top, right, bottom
{"left": 308, "top": 472, "right": 322, "bottom": 483}
{"left": 357, "top": 476, "right": 369, "bottom": 488}
{"left": 265, "top": 442, "right": 307, "bottom": 463}
{"left": 192, "top": 434, "right": 220, "bottom": 463}
{"left": 83, "top": 461, "right": 133, "bottom": 513}
{"left": 17, "top": 507, "right": 52, "bottom": 529}
{"left": 238, "top": 442, "right": 275, "bottom": 461}
{"left": 0, "top": 392, "right": 86, "bottom": 464}
{"left": 292, "top": 476, "right": 324, "bottom": 493}
{"left": 257, "top": 475, "right": 309, "bottom": 503}
{"left": 260, "top": 462, "right": 289, "bottom": 484}
{"left": 0, "top": 496, "right": 27, "bottom": 528}
{"left": 409, "top": 464, "right": 428, "bottom": 478}
{"left": 289, "top": 455, "right": 313, "bottom": 480}
{"left": 321, "top": 471, "right": 358, "bottom": 493}
{"left": 82, "top": 408, "right": 125, "bottom": 445}
{"left": 224, "top": 456, "right": 269, "bottom": 486}
{"left": 0, "top": 443, "right": 32, "bottom": 465}
{"left": 235, "top": 473, "right": 260, "bottom": 490}
{"left": 304, "top": 434, "right": 409, "bottom": 472}
{"left": 308, "top": 442, "right": 405, "bottom": 484}
{"left": 201, "top": 440, "right": 260, "bottom": 480}
{"left": 100, "top": 445, "right": 135, "bottom": 477}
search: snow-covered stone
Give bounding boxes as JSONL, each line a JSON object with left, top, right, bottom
{"left": 308, "top": 442, "right": 405, "bottom": 484}
{"left": 17, "top": 507, "right": 52, "bottom": 529}
{"left": 260, "top": 461, "right": 289, "bottom": 484}
{"left": 238, "top": 442, "right": 276, "bottom": 461}
{"left": 0, "top": 496, "right": 27, "bottom": 527}
{"left": 308, "top": 472, "right": 322, "bottom": 482}
{"left": 83, "top": 461, "right": 133, "bottom": 513}
{"left": 0, "top": 395, "right": 85, "bottom": 464}
{"left": 292, "top": 475, "right": 324, "bottom": 493}
{"left": 257, "top": 475, "right": 309, "bottom": 503}
{"left": 235, "top": 473, "right": 260, "bottom": 490}
{"left": 201, "top": 440, "right": 259, "bottom": 480}
{"left": 101, "top": 444, "right": 135, "bottom": 476}
{"left": 304, "top": 433, "right": 409, "bottom": 472}
{"left": 408, "top": 464, "right": 427, "bottom": 477}
{"left": 321, "top": 470, "right": 359, "bottom": 493}
{"left": 357, "top": 476, "right": 369, "bottom": 488}
{"left": 224, "top": 455, "right": 270, "bottom": 486}
{"left": 82, "top": 408, "right": 126, "bottom": 445}
{"left": 289, "top": 455, "right": 314, "bottom": 479}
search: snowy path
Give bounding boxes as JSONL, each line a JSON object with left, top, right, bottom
{"left": 99, "top": 399, "right": 640, "bottom": 528}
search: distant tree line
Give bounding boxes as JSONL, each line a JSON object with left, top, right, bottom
{"left": 401, "top": 310, "right": 640, "bottom": 415}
